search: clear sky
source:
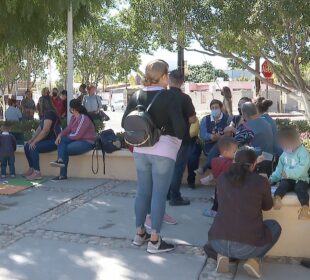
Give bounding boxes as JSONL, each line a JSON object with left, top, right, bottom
{"left": 140, "top": 43, "right": 228, "bottom": 72}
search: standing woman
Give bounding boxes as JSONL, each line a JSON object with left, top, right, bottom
{"left": 122, "top": 60, "right": 186, "bottom": 254}
{"left": 255, "top": 97, "right": 281, "bottom": 156}
{"left": 208, "top": 147, "right": 281, "bottom": 278}
{"left": 21, "top": 90, "right": 36, "bottom": 120}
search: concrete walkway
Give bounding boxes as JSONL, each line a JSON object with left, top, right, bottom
{"left": 0, "top": 179, "right": 308, "bottom": 280}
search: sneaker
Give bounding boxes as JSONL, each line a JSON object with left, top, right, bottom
{"left": 144, "top": 215, "right": 152, "bottom": 230}
{"left": 169, "top": 197, "right": 190, "bottom": 206}
{"left": 132, "top": 232, "right": 151, "bottom": 246}
{"left": 50, "top": 160, "right": 65, "bottom": 168}
{"left": 188, "top": 183, "right": 196, "bottom": 189}
{"left": 51, "top": 176, "right": 68, "bottom": 182}
{"left": 203, "top": 208, "right": 217, "bottom": 218}
{"left": 23, "top": 168, "right": 33, "bottom": 177}
{"left": 163, "top": 213, "right": 178, "bottom": 225}
{"left": 273, "top": 196, "right": 282, "bottom": 210}
{"left": 194, "top": 168, "right": 204, "bottom": 176}
{"left": 243, "top": 258, "right": 262, "bottom": 278}
{"left": 216, "top": 254, "right": 230, "bottom": 273}
{"left": 200, "top": 174, "right": 215, "bottom": 185}
{"left": 298, "top": 206, "right": 310, "bottom": 220}
{"left": 26, "top": 171, "right": 42, "bottom": 181}
{"left": 10, "top": 174, "right": 16, "bottom": 178}
{"left": 147, "top": 237, "right": 175, "bottom": 254}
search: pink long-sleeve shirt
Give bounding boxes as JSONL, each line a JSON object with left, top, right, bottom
{"left": 62, "top": 114, "right": 96, "bottom": 144}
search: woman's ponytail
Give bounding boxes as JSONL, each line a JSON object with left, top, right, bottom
{"left": 225, "top": 147, "right": 257, "bottom": 184}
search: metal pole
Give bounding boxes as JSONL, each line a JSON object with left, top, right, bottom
{"left": 67, "top": 2, "right": 74, "bottom": 122}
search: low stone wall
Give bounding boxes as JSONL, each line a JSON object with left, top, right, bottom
{"left": 263, "top": 193, "right": 310, "bottom": 258}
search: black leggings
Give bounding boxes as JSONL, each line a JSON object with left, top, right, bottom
{"left": 274, "top": 179, "right": 310, "bottom": 206}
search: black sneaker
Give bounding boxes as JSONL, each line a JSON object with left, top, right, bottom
{"left": 169, "top": 197, "right": 190, "bottom": 206}
{"left": 147, "top": 237, "right": 175, "bottom": 254}
{"left": 50, "top": 160, "right": 65, "bottom": 168}
{"left": 51, "top": 176, "right": 68, "bottom": 182}
{"left": 188, "top": 183, "right": 196, "bottom": 189}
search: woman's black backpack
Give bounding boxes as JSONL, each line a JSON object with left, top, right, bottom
{"left": 123, "top": 90, "right": 162, "bottom": 147}
{"left": 92, "top": 129, "right": 121, "bottom": 174}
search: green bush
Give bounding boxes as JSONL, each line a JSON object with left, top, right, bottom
{"left": 0, "top": 119, "right": 105, "bottom": 141}
{"left": 275, "top": 119, "right": 310, "bottom": 133}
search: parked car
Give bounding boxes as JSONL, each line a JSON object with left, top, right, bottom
{"left": 110, "top": 100, "right": 125, "bottom": 112}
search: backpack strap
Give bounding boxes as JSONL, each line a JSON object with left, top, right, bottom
{"left": 146, "top": 90, "right": 163, "bottom": 112}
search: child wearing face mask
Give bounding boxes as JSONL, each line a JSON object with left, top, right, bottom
{"left": 270, "top": 126, "right": 310, "bottom": 220}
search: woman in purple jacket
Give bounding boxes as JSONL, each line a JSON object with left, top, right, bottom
{"left": 50, "top": 99, "right": 96, "bottom": 180}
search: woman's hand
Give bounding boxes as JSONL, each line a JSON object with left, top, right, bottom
{"left": 211, "top": 133, "right": 220, "bottom": 142}
{"left": 224, "top": 126, "right": 236, "bottom": 135}
{"left": 29, "top": 141, "right": 36, "bottom": 150}
{"left": 55, "top": 135, "right": 61, "bottom": 145}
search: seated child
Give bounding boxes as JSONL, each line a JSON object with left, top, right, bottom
{"left": 198, "top": 123, "right": 254, "bottom": 185}
{"left": 0, "top": 122, "right": 17, "bottom": 178}
{"left": 203, "top": 136, "right": 238, "bottom": 217}
{"left": 270, "top": 126, "right": 310, "bottom": 220}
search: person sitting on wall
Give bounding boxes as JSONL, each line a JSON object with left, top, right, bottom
{"left": 193, "top": 100, "right": 228, "bottom": 179}
{"left": 24, "top": 98, "right": 61, "bottom": 180}
{"left": 49, "top": 99, "right": 96, "bottom": 181}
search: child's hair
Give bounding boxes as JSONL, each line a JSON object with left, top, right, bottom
{"left": 210, "top": 99, "right": 223, "bottom": 109}
{"left": 278, "top": 126, "right": 300, "bottom": 143}
{"left": 225, "top": 146, "right": 257, "bottom": 184}
{"left": 255, "top": 97, "right": 273, "bottom": 113}
{"left": 1, "top": 121, "right": 11, "bottom": 131}
{"left": 217, "top": 136, "right": 238, "bottom": 155}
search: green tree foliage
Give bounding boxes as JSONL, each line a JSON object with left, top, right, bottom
{"left": 186, "top": 62, "right": 229, "bottom": 83}
{"left": 129, "top": 0, "right": 310, "bottom": 116}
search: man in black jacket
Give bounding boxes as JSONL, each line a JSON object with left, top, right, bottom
{"left": 168, "top": 70, "right": 197, "bottom": 206}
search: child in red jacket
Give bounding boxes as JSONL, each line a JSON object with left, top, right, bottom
{"left": 203, "top": 137, "right": 238, "bottom": 217}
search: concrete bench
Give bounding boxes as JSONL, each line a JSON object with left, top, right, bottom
{"left": 263, "top": 192, "right": 310, "bottom": 258}
{"left": 15, "top": 147, "right": 137, "bottom": 181}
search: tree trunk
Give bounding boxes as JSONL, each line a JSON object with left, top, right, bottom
{"left": 254, "top": 56, "right": 261, "bottom": 96}
{"left": 301, "top": 92, "right": 310, "bottom": 120}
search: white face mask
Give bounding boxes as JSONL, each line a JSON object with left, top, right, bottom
{"left": 211, "top": 109, "right": 221, "bottom": 118}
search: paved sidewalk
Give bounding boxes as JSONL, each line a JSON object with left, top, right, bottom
{"left": 0, "top": 179, "right": 308, "bottom": 280}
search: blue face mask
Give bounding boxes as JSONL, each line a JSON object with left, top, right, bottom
{"left": 211, "top": 109, "right": 221, "bottom": 119}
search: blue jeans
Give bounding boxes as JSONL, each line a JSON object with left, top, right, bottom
{"left": 169, "top": 145, "right": 191, "bottom": 200}
{"left": 187, "top": 138, "right": 202, "bottom": 185}
{"left": 1, "top": 155, "right": 15, "bottom": 175}
{"left": 133, "top": 153, "right": 175, "bottom": 233}
{"left": 24, "top": 140, "right": 57, "bottom": 171}
{"left": 58, "top": 137, "right": 94, "bottom": 177}
{"left": 202, "top": 144, "right": 220, "bottom": 171}
{"left": 210, "top": 220, "right": 282, "bottom": 259}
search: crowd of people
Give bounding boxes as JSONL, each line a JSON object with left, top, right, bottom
{"left": 0, "top": 59, "right": 309, "bottom": 277}
{"left": 1, "top": 85, "right": 99, "bottom": 181}
{"left": 122, "top": 59, "right": 310, "bottom": 278}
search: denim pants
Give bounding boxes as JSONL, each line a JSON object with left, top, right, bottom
{"left": 187, "top": 138, "right": 202, "bottom": 184}
{"left": 274, "top": 179, "right": 310, "bottom": 206}
{"left": 58, "top": 137, "right": 94, "bottom": 177}
{"left": 24, "top": 140, "right": 57, "bottom": 171}
{"left": 1, "top": 155, "right": 15, "bottom": 175}
{"left": 210, "top": 220, "right": 282, "bottom": 259}
{"left": 202, "top": 144, "right": 220, "bottom": 172}
{"left": 133, "top": 153, "right": 175, "bottom": 233}
{"left": 169, "top": 145, "right": 191, "bottom": 201}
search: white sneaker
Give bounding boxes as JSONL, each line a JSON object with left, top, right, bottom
{"left": 200, "top": 174, "right": 214, "bottom": 185}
